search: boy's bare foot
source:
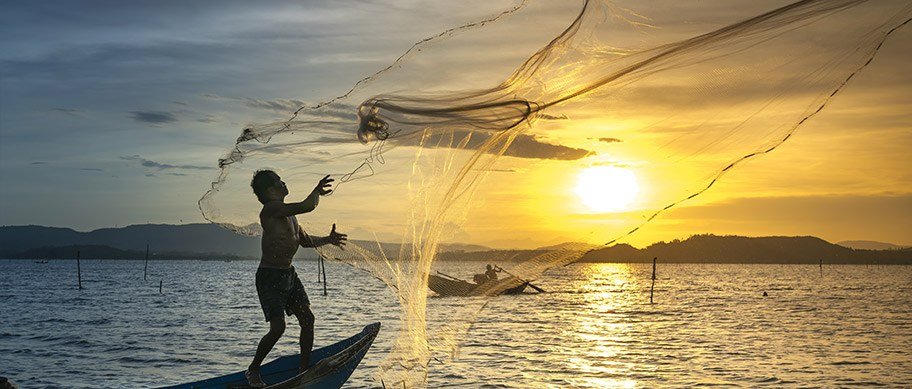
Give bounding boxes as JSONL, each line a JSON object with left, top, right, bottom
{"left": 245, "top": 368, "right": 266, "bottom": 388}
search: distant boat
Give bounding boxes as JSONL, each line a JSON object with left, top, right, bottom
{"left": 34, "top": 259, "right": 48, "bottom": 264}
{"left": 428, "top": 273, "right": 528, "bottom": 297}
{"left": 160, "top": 322, "right": 380, "bottom": 389}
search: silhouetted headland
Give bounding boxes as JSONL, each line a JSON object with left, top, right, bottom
{"left": 438, "top": 234, "right": 912, "bottom": 264}
{"left": 0, "top": 224, "right": 488, "bottom": 260}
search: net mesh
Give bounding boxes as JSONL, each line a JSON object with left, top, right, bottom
{"left": 198, "top": 0, "right": 912, "bottom": 386}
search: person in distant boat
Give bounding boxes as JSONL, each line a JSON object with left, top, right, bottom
{"left": 245, "top": 170, "right": 347, "bottom": 388}
{"left": 485, "top": 264, "right": 500, "bottom": 281}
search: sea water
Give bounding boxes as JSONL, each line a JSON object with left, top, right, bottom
{"left": 1, "top": 260, "right": 910, "bottom": 388}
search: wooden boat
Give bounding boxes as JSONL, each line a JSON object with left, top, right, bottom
{"left": 161, "top": 322, "right": 380, "bottom": 389}
{"left": 428, "top": 274, "right": 528, "bottom": 297}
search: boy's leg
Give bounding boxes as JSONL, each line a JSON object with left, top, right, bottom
{"left": 291, "top": 304, "right": 315, "bottom": 372}
{"left": 249, "top": 315, "right": 286, "bottom": 371}
{"left": 288, "top": 268, "right": 313, "bottom": 372}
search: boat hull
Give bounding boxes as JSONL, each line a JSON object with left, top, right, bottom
{"left": 160, "top": 322, "right": 380, "bottom": 389}
{"left": 428, "top": 275, "right": 528, "bottom": 297}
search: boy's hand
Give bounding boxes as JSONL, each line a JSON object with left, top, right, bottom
{"left": 328, "top": 223, "right": 347, "bottom": 249}
{"left": 314, "top": 175, "right": 334, "bottom": 196}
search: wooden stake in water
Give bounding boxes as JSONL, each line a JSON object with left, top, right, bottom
{"left": 76, "top": 250, "right": 83, "bottom": 290}
{"left": 321, "top": 256, "right": 328, "bottom": 296}
{"left": 159, "top": 279, "right": 163, "bottom": 294}
{"left": 650, "top": 257, "right": 657, "bottom": 304}
{"left": 144, "top": 244, "right": 150, "bottom": 281}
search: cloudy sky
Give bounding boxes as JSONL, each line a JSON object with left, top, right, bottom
{"left": 1, "top": 0, "right": 910, "bottom": 248}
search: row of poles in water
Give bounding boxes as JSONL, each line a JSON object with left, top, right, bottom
{"left": 69, "top": 243, "right": 326, "bottom": 296}
{"left": 66, "top": 251, "right": 826, "bottom": 302}
{"left": 71, "top": 245, "right": 162, "bottom": 293}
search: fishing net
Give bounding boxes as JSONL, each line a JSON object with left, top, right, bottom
{"left": 198, "top": 0, "right": 912, "bottom": 386}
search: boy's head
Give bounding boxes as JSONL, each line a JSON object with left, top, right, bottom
{"left": 251, "top": 169, "right": 288, "bottom": 204}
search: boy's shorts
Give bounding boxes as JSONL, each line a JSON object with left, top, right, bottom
{"left": 255, "top": 267, "right": 310, "bottom": 322}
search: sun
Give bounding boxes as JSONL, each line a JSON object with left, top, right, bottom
{"left": 574, "top": 166, "right": 640, "bottom": 212}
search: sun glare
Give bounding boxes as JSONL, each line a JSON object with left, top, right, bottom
{"left": 574, "top": 166, "right": 640, "bottom": 212}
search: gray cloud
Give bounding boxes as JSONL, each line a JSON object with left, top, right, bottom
{"left": 506, "top": 133, "right": 591, "bottom": 160}
{"left": 121, "top": 155, "right": 214, "bottom": 171}
{"left": 403, "top": 130, "right": 591, "bottom": 160}
{"left": 30, "top": 161, "right": 47, "bottom": 165}
{"left": 49, "top": 108, "right": 84, "bottom": 117}
{"left": 596, "top": 137, "right": 622, "bottom": 143}
{"left": 309, "top": 103, "right": 360, "bottom": 121}
{"left": 537, "top": 113, "right": 568, "bottom": 120}
{"left": 2, "top": 40, "right": 237, "bottom": 83}
{"left": 206, "top": 94, "right": 359, "bottom": 121}
{"left": 244, "top": 122, "right": 591, "bottom": 160}
{"left": 129, "top": 111, "right": 178, "bottom": 124}
{"left": 242, "top": 98, "right": 307, "bottom": 113}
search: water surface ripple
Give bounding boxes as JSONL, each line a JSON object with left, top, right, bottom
{"left": 1, "top": 260, "right": 910, "bottom": 388}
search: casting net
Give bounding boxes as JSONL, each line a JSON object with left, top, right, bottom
{"left": 199, "top": 0, "right": 911, "bottom": 386}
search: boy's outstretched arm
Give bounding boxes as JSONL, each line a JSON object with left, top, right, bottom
{"left": 263, "top": 175, "right": 334, "bottom": 218}
{"left": 299, "top": 223, "right": 348, "bottom": 249}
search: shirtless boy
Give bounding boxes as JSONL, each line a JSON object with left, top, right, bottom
{"left": 245, "top": 170, "right": 347, "bottom": 388}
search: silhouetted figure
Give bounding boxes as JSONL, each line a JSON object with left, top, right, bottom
{"left": 485, "top": 264, "right": 499, "bottom": 281}
{"left": 245, "top": 170, "right": 347, "bottom": 388}
{"left": 473, "top": 264, "right": 502, "bottom": 285}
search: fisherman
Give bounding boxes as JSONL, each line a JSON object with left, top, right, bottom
{"left": 485, "top": 264, "right": 500, "bottom": 281}
{"left": 245, "top": 170, "right": 347, "bottom": 388}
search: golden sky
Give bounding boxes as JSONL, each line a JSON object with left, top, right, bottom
{"left": 2, "top": 0, "right": 909, "bottom": 249}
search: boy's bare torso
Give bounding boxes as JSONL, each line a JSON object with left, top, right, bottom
{"left": 259, "top": 207, "right": 300, "bottom": 269}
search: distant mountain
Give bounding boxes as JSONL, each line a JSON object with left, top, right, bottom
{"left": 7, "top": 245, "right": 247, "bottom": 261}
{"left": 437, "top": 249, "right": 552, "bottom": 262}
{"left": 0, "top": 224, "right": 262, "bottom": 257}
{"left": 577, "top": 234, "right": 912, "bottom": 264}
{"left": 4, "top": 226, "right": 910, "bottom": 263}
{"left": 837, "top": 240, "right": 910, "bottom": 250}
{"left": 439, "top": 243, "right": 492, "bottom": 252}
{"left": 440, "top": 235, "right": 912, "bottom": 264}
{"left": 535, "top": 242, "right": 598, "bottom": 251}
{"left": 0, "top": 224, "right": 489, "bottom": 259}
